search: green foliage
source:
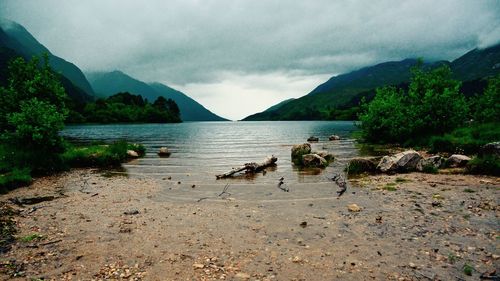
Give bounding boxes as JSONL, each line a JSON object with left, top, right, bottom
{"left": 0, "top": 55, "right": 68, "bottom": 175}
{"left": 428, "top": 123, "right": 500, "bottom": 154}
{"left": 472, "top": 74, "right": 500, "bottom": 123}
{"left": 463, "top": 263, "right": 474, "bottom": 276}
{"left": 466, "top": 155, "right": 500, "bottom": 176}
{"left": 20, "top": 233, "right": 43, "bottom": 242}
{"left": 359, "top": 64, "right": 468, "bottom": 144}
{"left": 421, "top": 164, "right": 439, "bottom": 174}
{"left": 62, "top": 141, "right": 145, "bottom": 168}
{"left": 79, "top": 92, "right": 181, "bottom": 123}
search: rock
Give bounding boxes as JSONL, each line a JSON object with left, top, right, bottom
{"left": 299, "top": 221, "right": 307, "bottom": 228}
{"left": 126, "top": 150, "right": 139, "bottom": 158}
{"left": 329, "top": 135, "right": 340, "bottom": 141}
{"left": 291, "top": 143, "right": 312, "bottom": 164}
{"left": 292, "top": 256, "right": 303, "bottom": 263}
{"left": 158, "top": 147, "right": 171, "bottom": 157}
{"left": 347, "top": 204, "right": 361, "bottom": 212}
{"left": 377, "top": 150, "right": 422, "bottom": 173}
{"left": 316, "top": 151, "right": 335, "bottom": 162}
{"left": 302, "top": 154, "right": 328, "bottom": 168}
{"left": 307, "top": 136, "right": 319, "bottom": 142}
{"left": 235, "top": 272, "right": 251, "bottom": 279}
{"left": 346, "top": 158, "right": 378, "bottom": 175}
{"left": 446, "top": 154, "right": 471, "bottom": 168}
{"left": 416, "top": 155, "right": 444, "bottom": 171}
{"left": 124, "top": 210, "right": 140, "bottom": 215}
{"left": 192, "top": 263, "right": 204, "bottom": 269}
{"left": 479, "top": 142, "right": 500, "bottom": 157}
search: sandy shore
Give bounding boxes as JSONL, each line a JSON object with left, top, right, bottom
{"left": 0, "top": 169, "right": 499, "bottom": 280}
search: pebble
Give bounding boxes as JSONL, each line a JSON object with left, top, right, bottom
{"left": 348, "top": 204, "right": 361, "bottom": 212}
{"left": 193, "top": 263, "right": 204, "bottom": 269}
{"left": 235, "top": 272, "right": 251, "bottom": 279}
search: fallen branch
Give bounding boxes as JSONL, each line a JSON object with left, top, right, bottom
{"left": 218, "top": 184, "right": 231, "bottom": 197}
{"left": 10, "top": 195, "right": 57, "bottom": 206}
{"left": 331, "top": 173, "right": 347, "bottom": 197}
{"left": 216, "top": 156, "right": 277, "bottom": 179}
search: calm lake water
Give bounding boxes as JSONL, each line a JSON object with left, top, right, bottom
{"left": 62, "top": 121, "right": 360, "bottom": 184}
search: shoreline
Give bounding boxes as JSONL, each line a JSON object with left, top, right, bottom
{"left": 1, "top": 168, "right": 499, "bottom": 280}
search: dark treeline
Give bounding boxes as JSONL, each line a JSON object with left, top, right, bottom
{"left": 67, "top": 92, "right": 181, "bottom": 124}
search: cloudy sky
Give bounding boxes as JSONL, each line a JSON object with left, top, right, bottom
{"left": 1, "top": 0, "right": 499, "bottom": 120}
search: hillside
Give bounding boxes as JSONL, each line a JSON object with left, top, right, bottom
{"left": 0, "top": 19, "right": 94, "bottom": 101}
{"left": 243, "top": 43, "right": 500, "bottom": 121}
{"left": 87, "top": 71, "right": 227, "bottom": 121}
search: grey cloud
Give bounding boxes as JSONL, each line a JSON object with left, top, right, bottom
{"left": 1, "top": 0, "right": 499, "bottom": 85}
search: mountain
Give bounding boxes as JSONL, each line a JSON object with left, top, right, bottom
{"left": 87, "top": 71, "right": 227, "bottom": 121}
{"left": 243, "top": 59, "right": 439, "bottom": 121}
{"left": 0, "top": 19, "right": 94, "bottom": 103}
{"left": 451, "top": 43, "right": 500, "bottom": 81}
{"left": 243, "top": 43, "right": 500, "bottom": 121}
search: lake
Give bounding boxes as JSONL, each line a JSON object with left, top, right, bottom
{"left": 62, "top": 121, "right": 360, "bottom": 185}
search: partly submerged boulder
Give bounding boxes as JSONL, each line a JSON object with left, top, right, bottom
{"left": 158, "top": 147, "right": 171, "bottom": 157}
{"left": 307, "top": 136, "right": 319, "bottom": 142}
{"left": 446, "top": 154, "right": 471, "bottom": 168}
{"left": 302, "top": 154, "right": 328, "bottom": 168}
{"left": 316, "top": 151, "right": 335, "bottom": 162}
{"left": 416, "top": 155, "right": 445, "bottom": 172}
{"left": 291, "top": 143, "right": 312, "bottom": 164}
{"left": 377, "top": 150, "right": 422, "bottom": 173}
{"left": 329, "top": 135, "right": 340, "bottom": 141}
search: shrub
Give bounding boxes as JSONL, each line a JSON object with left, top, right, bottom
{"left": 429, "top": 123, "right": 500, "bottom": 154}
{"left": 466, "top": 155, "right": 500, "bottom": 176}
{"left": 421, "top": 164, "right": 438, "bottom": 174}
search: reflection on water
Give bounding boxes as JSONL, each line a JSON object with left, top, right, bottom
{"left": 62, "top": 121, "right": 360, "bottom": 184}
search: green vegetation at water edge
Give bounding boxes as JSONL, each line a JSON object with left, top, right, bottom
{"left": 63, "top": 141, "right": 145, "bottom": 168}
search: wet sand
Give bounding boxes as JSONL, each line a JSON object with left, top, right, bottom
{"left": 1, "top": 169, "right": 499, "bottom": 280}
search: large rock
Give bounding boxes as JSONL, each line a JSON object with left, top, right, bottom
{"left": 307, "top": 136, "right": 319, "bottom": 142}
{"left": 302, "top": 154, "right": 328, "bottom": 168}
{"left": 329, "top": 135, "right": 340, "bottom": 141}
{"left": 346, "top": 158, "right": 378, "bottom": 175}
{"left": 291, "top": 143, "right": 312, "bottom": 164}
{"left": 316, "top": 151, "right": 335, "bottom": 162}
{"left": 416, "top": 155, "right": 444, "bottom": 171}
{"left": 377, "top": 150, "right": 422, "bottom": 173}
{"left": 446, "top": 154, "right": 471, "bottom": 168}
{"left": 479, "top": 142, "right": 500, "bottom": 157}
{"left": 158, "top": 147, "right": 171, "bottom": 157}
{"left": 126, "top": 150, "right": 139, "bottom": 158}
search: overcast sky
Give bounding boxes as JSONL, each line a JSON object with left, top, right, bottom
{"left": 1, "top": 0, "right": 499, "bottom": 120}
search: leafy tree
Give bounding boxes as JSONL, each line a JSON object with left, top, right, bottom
{"left": 473, "top": 74, "right": 499, "bottom": 123}
{"left": 359, "top": 63, "right": 468, "bottom": 144}
{"left": 0, "top": 54, "right": 68, "bottom": 174}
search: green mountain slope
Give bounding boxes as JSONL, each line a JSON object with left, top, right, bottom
{"left": 0, "top": 19, "right": 95, "bottom": 100}
{"left": 87, "top": 71, "right": 227, "bottom": 121}
{"left": 243, "top": 43, "right": 500, "bottom": 121}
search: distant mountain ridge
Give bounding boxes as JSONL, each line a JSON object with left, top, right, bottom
{"left": 87, "top": 71, "right": 227, "bottom": 121}
{"left": 0, "top": 19, "right": 94, "bottom": 103}
{"left": 243, "top": 43, "right": 500, "bottom": 121}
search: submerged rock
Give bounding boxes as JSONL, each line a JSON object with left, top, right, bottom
{"left": 446, "top": 154, "right": 471, "bottom": 167}
{"left": 416, "top": 155, "right": 444, "bottom": 171}
{"left": 302, "top": 154, "right": 328, "bottom": 168}
{"left": 377, "top": 150, "right": 422, "bottom": 173}
{"left": 329, "top": 135, "right": 340, "bottom": 141}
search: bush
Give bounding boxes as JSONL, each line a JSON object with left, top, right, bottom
{"left": 473, "top": 75, "right": 499, "bottom": 123}
{"left": 421, "top": 164, "right": 438, "bottom": 174}
{"left": 429, "top": 123, "right": 500, "bottom": 154}
{"left": 359, "top": 63, "right": 468, "bottom": 144}
{"left": 466, "top": 155, "right": 500, "bottom": 176}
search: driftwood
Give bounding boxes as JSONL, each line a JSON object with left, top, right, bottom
{"left": 331, "top": 173, "right": 347, "bottom": 197}
{"left": 216, "top": 156, "right": 277, "bottom": 179}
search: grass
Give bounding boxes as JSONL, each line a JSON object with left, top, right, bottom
{"left": 20, "top": 233, "right": 43, "bottom": 242}
{"left": 429, "top": 123, "right": 500, "bottom": 155}
{"left": 395, "top": 177, "right": 411, "bottom": 183}
{"left": 463, "top": 263, "right": 474, "bottom": 276}
{"left": 383, "top": 183, "right": 398, "bottom": 191}
{"left": 422, "top": 164, "right": 439, "bottom": 174}
{"left": 463, "top": 188, "right": 475, "bottom": 193}
{"left": 0, "top": 168, "right": 32, "bottom": 193}
{"left": 62, "top": 141, "right": 145, "bottom": 168}
{"left": 448, "top": 253, "right": 458, "bottom": 264}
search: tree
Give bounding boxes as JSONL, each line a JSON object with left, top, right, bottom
{"left": 473, "top": 74, "right": 499, "bottom": 123}
{"left": 0, "top": 54, "right": 68, "bottom": 174}
{"left": 359, "top": 63, "right": 468, "bottom": 144}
